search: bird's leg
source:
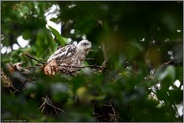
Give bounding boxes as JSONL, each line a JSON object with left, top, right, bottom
{"left": 44, "top": 60, "right": 59, "bottom": 76}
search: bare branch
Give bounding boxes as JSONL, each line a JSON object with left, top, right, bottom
{"left": 24, "top": 53, "right": 45, "bottom": 64}
{"left": 39, "top": 95, "right": 65, "bottom": 115}
{"left": 160, "top": 58, "right": 175, "bottom": 68}
{"left": 58, "top": 64, "right": 102, "bottom": 69}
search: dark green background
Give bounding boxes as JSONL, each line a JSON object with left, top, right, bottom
{"left": 1, "top": 1, "right": 183, "bottom": 122}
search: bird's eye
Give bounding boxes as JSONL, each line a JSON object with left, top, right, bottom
{"left": 82, "top": 43, "right": 88, "bottom": 46}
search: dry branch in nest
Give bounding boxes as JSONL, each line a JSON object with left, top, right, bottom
{"left": 93, "top": 101, "right": 120, "bottom": 122}
{"left": 39, "top": 95, "right": 65, "bottom": 116}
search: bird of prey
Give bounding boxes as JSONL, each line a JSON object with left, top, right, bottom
{"left": 44, "top": 40, "right": 92, "bottom": 76}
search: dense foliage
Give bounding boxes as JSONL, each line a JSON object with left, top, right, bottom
{"left": 1, "top": 1, "right": 183, "bottom": 122}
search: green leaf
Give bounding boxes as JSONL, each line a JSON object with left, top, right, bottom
{"left": 157, "top": 65, "right": 175, "bottom": 82}
{"left": 50, "top": 82, "right": 69, "bottom": 102}
{"left": 48, "top": 25, "right": 69, "bottom": 46}
{"left": 22, "top": 30, "right": 31, "bottom": 40}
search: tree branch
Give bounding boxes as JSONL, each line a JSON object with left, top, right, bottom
{"left": 24, "top": 53, "right": 45, "bottom": 64}
{"left": 58, "top": 64, "right": 102, "bottom": 69}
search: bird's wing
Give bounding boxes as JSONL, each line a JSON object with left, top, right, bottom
{"left": 47, "top": 44, "right": 77, "bottom": 63}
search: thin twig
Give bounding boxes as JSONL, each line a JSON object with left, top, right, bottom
{"left": 160, "top": 58, "right": 175, "bottom": 69}
{"left": 24, "top": 53, "right": 45, "bottom": 64}
{"left": 11, "top": 85, "right": 20, "bottom": 93}
{"left": 41, "top": 95, "right": 65, "bottom": 112}
{"left": 39, "top": 102, "right": 46, "bottom": 113}
{"left": 109, "top": 102, "right": 117, "bottom": 122}
{"left": 85, "top": 58, "right": 94, "bottom": 61}
{"left": 58, "top": 64, "right": 102, "bottom": 69}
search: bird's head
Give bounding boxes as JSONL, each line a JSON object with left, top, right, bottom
{"left": 77, "top": 40, "right": 92, "bottom": 53}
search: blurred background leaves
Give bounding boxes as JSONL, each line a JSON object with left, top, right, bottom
{"left": 1, "top": 1, "right": 183, "bottom": 122}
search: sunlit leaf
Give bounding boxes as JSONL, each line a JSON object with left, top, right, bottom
{"left": 48, "top": 25, "right": 70, "bottom": 46}
{"left": 157, "top": 65, "right": 175, "bottom": 82}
